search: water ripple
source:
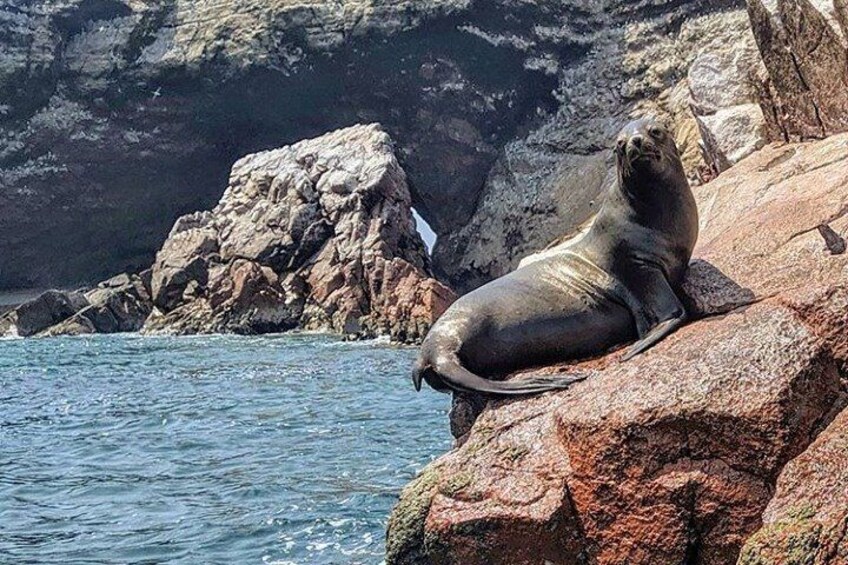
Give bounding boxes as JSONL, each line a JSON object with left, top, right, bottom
{"left": 0, "top": 334, "right": 450, "bottom": 564}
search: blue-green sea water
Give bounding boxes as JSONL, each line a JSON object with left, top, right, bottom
{"left": 0, "top": 334, "right": 451, "bottom": 564}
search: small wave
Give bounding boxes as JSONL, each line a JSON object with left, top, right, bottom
{"left": 1, "top": 328, "right": 21, "bottom": 340}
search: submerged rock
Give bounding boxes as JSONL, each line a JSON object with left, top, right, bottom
{"left": 386, "top": 133, "right": 848, "bottom": 564}
{"left": 144, "top": 124, "right": 455, "bottom": 342}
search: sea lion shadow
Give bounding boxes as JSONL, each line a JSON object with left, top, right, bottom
{"left": 681, "top": 259, "right": 757, "bottom": 319}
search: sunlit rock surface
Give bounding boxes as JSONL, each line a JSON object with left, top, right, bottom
{"left": 386, "top": 133, "right": 848, "bottom": 564}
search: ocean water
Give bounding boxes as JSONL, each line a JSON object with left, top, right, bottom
{"left": 0, "top": 333, "right": 451, "bottom": 564}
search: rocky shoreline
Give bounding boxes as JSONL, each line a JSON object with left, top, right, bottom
{"left": 1, "top": 125, "right": 454, "bottom": 342}
{"left": 385, "top": 1, "right": 848, "bottom": 563}
{"left": 387, "top": 132, "right": 848, "bottom": 564}
{"left": 3, "top": 0, "right": 848, "bottom": 563}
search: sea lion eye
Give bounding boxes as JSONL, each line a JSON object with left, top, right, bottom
{"left": 648, "top": 126, "right": 664, "bottom": 139}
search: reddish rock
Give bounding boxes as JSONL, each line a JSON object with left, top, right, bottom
{"left": 738, "top": 408, "right": 848, "bottom": 564}
{"left": 747, "top": 0, "right": 848, "bottom": 141}
{"left": 387, "top": 134, "right": 848, "bottom": 564}
{"left": 144, "top": 259, "right": 302, "bottom": 335}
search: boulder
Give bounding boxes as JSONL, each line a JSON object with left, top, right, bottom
{"left": 747, "top": 0, "right": 848, "bottom": 141}
{"left": 386, "top": 133, "right": 848, "bottom": 564}
{"left": 0, "top": 289, "right": 88, "bottom": 337}
{"left": 695, "top": 104, "right": 767, "bottom": 174}
{"left": 687, "top": 18, "right": 767, "bottom": 173}
{"left": 149, "top": 216, "right": 219, "bottom": 311}
{"left": 738, "top": 408, "right": 848, "bottom": 564}
{"left": 144, "top": 259, "right": 303, "bottom": 335}
{"left": 144, "top": 124, "right": 455, "bottom": 342}
{"left": 41, "top": 272, "right": 153, "bottom": 336}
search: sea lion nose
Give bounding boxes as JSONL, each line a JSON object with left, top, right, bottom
{"left": 627, "top": 135, "right": 644, "bottom": 158}
{"left": 629, "top": 135, "right": 643, "bottom": 150}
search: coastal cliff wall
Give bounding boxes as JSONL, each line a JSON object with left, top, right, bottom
{"left": 1, "top": 0, "right": 752, "bottom": 292}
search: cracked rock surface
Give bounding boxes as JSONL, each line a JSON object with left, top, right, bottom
{"left": 386, "top": 133, "right": 848, "bottom": 564}
{"left": 738, "top": 404, "right": 848, "bottom": 564}
{"left": 748, "top": 0, "right": 848, "bottom": 141}
{"left": 143, "top": 123, "right": 455, "bottom": 342}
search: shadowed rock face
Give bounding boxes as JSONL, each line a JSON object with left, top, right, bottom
{"left": 0, "top": 0, "right": 559, "bottom": 289}
{"left": 386, "top": 133, "right": 848, "bottom": 564}
{"left": 0, "top": 0, "right": 747, "bottom": 291}
{"left": 0, "top": 272, "right": 152, "bottom": 337}
{"left": 738, "top": 406, "right": 848, "bottom": 564}
{"left": 143, "top": 124, "right": 455, "bottom": 342}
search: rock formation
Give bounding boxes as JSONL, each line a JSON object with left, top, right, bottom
{"left": 435, "top": 7, "right": 761, "bottom": 292}
{"left": 41, "top": 272, "right": 153, "bottom": 336}
{"left": 386, "top": 133, "right": 848, "bottom": 564}
{"left": 739, "top": 407, "right": 848, "bottom": 564}
{"left": 1, "top": 0, "right": 758, "bottom": 294}
{"left": 687, "top": 19, "right": 767, "bottom": 175}
{"left": 0, "top": 272, "right": 152, "bottom": 337}
{"left": 143, "top": 124, "right": 455, "bottom": 343}
{"left": 748, "top": 0, "right": 848, "bottom": 141}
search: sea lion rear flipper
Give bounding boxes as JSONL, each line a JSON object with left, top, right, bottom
{"left": 620, "top": 264, "right": 686, "bottom": 361}
{"left": 434, "top": 352, "right": 586, "bottom": 396}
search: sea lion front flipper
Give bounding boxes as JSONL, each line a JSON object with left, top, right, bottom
{"left": 621, "top": 317, "right": 684, "bottom": 361}
{"left": 620, "top": 264, "right": 686, "bottom": 361}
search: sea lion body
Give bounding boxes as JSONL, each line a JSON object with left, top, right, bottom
{"left": 414, "top": 118, "right": 698, "bottom": 395}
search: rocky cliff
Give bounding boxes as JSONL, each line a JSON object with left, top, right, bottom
{"left": 0, "top": 124, "right": 454, "bottom": 341}
{"left": 1, "top": 0, "right": 756, "bottom": 293}
{"left": 143, "top": 123, "right": 454, "bottom": 342}
{"left": 386, "top": 132, "right": 848, "bottom": 564}
{"left": 748, "top": 0, "right": 848, "bottom": 141}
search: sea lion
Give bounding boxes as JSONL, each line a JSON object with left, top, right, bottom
{"left": 413, "top": 117, "right": 698, "bottom": 395}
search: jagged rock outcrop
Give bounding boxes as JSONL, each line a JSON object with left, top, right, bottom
{"left": 143, "top": 124, "right": 455, "bottom": 342}
{"left": 436, "top": 7, "right": 755, "bottom": 292}
{"left": 1, "top": 0, "right": 753, "bottom": 294}
{"left": 386, "top": 133, "right": 848, "bottom": 564}
{"left": 41, "top": 272, "right": 153, "bottom": 336}
{"left": 747, "top": 0, "right": 848, "bottom": 141}
{"left": 687, "top": 21, "right": 767, "bottom": 174}
{"left": 0, "top": 289, "right": 88, "bottom": 337}
{"left": 0, "top": 272, "right": 152, "bottom": 337}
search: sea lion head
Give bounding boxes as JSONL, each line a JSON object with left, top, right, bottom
{"left": 614, "top": 117, "right": 683, "bottom": 185}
